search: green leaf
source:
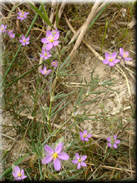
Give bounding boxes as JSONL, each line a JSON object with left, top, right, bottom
{"left": 29, "top": 3, "right": 52, "bottom": 27}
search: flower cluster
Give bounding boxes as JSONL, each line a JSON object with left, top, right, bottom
{"left": 40, "top": 28, "right": 59, "bottom": 76}
{"left": 103, "top": 48, "right": 132, "bottom": 66}
{"left": 12, "top": 131, "right": 121, "bottom": 179}
{"left": 42, "top": 142, "right": 87, "bottom": 171}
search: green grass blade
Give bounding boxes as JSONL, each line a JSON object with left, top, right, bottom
{"left": 30, "top": 3, "right": 52, "bottom": 26}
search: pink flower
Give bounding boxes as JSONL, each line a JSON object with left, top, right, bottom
{"left": 17, "top": 11, "right": 29, "bottom": 21}
{"left": 41, "top": 29, "right": 59, "bottom": 50}
{"left": 51, "top": 61, "right": 58, "bottom": 68}
{"left": 107, "top": 135, "right": 120, "bottom": 149}
{"left": 119, "top": 48, "right": 132, "bottom": 61}
{"left": 103, "top": 52, "right": 120, "bottom": 66}
{"left": 12, "top": 166, "right": 27, "bottom": 181}
{"left": 40, "top": 67, "right": 51, "bottom": 76}
{"left": 51, "top": 27, "right": 58, "bottom": 36}
{"left": 19, "top": 35, "right": 30, "bottom": 46}
{"left": 0, "top": 24, "right": 7, "bottom": 33}
{"left": 72, "top": 153, "right": 87, "bottom": 169}
{"left": 7, "top": 29, "right": 15, "bottom": 38}
{"left": 40, "top": 49, "right": 52, "bottom": 60}
{"left": 42, "top": 142, "right": 69, "bottom": 171}
{"left": 79, "top": 130, "right": 92, "bottom": 142}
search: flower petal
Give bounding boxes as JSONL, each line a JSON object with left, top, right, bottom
{"left": 55, "top": 142, "right": 63, "bottom": 153}
{"left": 87, "top": 134, "right": 92, "bottom": 138}
{"left": 109, "top": 62, "right": 115, "bottom": 66}
{"left": 41, "top": 38, "right": 48, "bottom": 44}
{"left": 81, "top": 162, "right": 87, "bottom": 167}
{"left": 103, "top": 59, "right": 109, "bottom": 64}
{"left": 46, "top": 30, "right": 52, "bottom": 37}
{"left": 85, "top": 138, "right": 89, "bottom": 141}
{"left": 14, "top": 166, "right": 20, "bottom": 173}
{"left": 83, "top": 130, "right": 87, "bottom": 134}
{"left": 53, "top": 40, "right": 59, "bottom": 47}
{"left": 46, "top": 43, "right": 53, "bottom": 50}
{"left": 105, "top": 53, "right": 110, "bottom": 60}
{"left": 44, "top": 145, "right": 54, "bottom": 154}
{"left": 113, "top": 144, "right": 117, "bottom": 148}
{"left": 107, "top": 137, "right": 111, "bottom": 142}
{"left": 114, "top": 135, "right": 117, "bottom": 139}
{"left": 81, "top": 155, "right": 87, "bottom": 161}
{"left": 108, "top": 143, "right": 112, "bottom": 147}
{"left": 113, "top": 59, "right": 120, "bottom": 64}
{"left": 77, "top": 163, "right": 81, "bottom": 169}
{"left": 42, "top": 155, "right": 53, "bottom": 164}
{"left": 119, "top": 48, "right": 124, "bottom": 55}
{"left": 54, "top": 31, "right": 59, "bottom": 40}
{"left": 80, "top": 136, "right": 84, "bottom": 141}
{"left": 75, "top": 153, "right": 79, "bottom": 159}
{"left": 124, "top": 58, "right": 132, "bottom": 61}
{"left": 79, "top": 131, "right": 83, "bottom": 136}
{"left": 54, "top": 158, "right": 61, "bottom": 171}
{"left": 12, "top": 172, "right": 17, "bottom": 178}
{"left": 115, "top": 140, "right": 120, "bottom": 144}
{"left": 72, "top": 159, "right": 78, "bottom": 164}
{"left": 58, "top": 153, "right": 69, "bottom": 160}
{"left": 111, "top": 52, "right": 117, "bottom": 59}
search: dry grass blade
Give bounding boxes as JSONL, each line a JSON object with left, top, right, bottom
{"left": 69, "top": 1, "right": 100, "bottom": 60}
{"left": 68, "top": 1, "right": 107, "bottom": 45}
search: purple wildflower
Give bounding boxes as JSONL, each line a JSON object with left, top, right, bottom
{"left": 79, "top": 130, "right": 92, "bottom": 142}
{"left": 40, "top": 67, "right": 51, "bottom": 76}
{"left": 41, "top": 29, "right": 59, "bottom": 50}
{"left": 72, "top": 153, "right": 87, "bottom": 169}
{"left": 19, "top": 35, "right": 30, "bottom": 46}
{"left": 0, "top": 24, "right": 7, "bottom": 33}
{"left": 12, "top": 166, "right": 27, "bottom": 181}
{"left": 17, "top": 11, "right": 29, "bottom": 21}
{"left": 7, "top": 29, "right": 15, "bottom": 38}
{"left": 107, "top": 135, "right": 120, "bottom": 149}
{"left": 103, "top": 52, "right": 120, "bottom": 66}
{"left": 51, "top": 61, "right": 58, "bottom": 68}
{"left": 52, "top": 27, "right": 58, "bottom": 36}
{"left": 119, "top": 48, "right": 132, "bottom": 61}
{"left": 40, "top": 49, "right": 52, "bottom": 60}
{"left": 42, "top": 142, "right": 69, "bottom": 171}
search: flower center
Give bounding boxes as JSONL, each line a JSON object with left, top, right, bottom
{"left": 44, "top": 53, "right": 47, "bottom": 56}
{"left": 17, "top": 171, "right": 22, "bottom": 177}
{"left": 52, "top": 152, "right": 58, "bottom": 160}
{"left": 109, "top": 58, "right": 113, "bottom": 62}
{"left": 83, "top": 133, "right": 87, "bottom": 138}
{"left": 123, "top": 52, "right": 127, "bottom": 58}
{"left": 44, "top": 70, "right": 47, "bottom": 74}
{"left": 23, "top": 39, "right": 26, "bottom": 42}
{"left": 78, "top": 158, "right": 81, "bottom": 163}
{"left": 50, "top": 39, "right": 54, "bottom": 43}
